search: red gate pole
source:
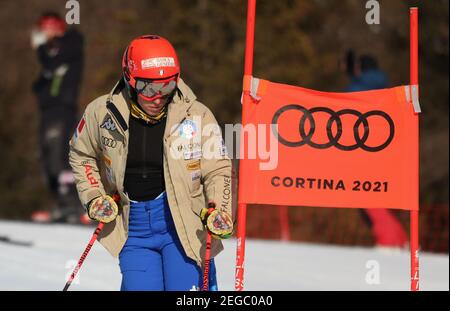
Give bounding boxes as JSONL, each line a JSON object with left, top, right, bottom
{"left": 279, "top": 206, "right": 291, "bottom": 241}
{"left": 410, "top": 7, "right": 420, "bottom": 292}
{"left": 235, "top": 0, "right": 257, "bottom": 291}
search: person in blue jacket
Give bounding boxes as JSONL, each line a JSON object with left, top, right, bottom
{"left": 346, "top": 54, "right": 389, "bottom": 92}
{"left": 344, "top": 53, "right": 408, "bottom": 248}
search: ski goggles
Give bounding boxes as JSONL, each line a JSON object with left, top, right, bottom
{"left": 135, "top": 78, "right": 177, "bottom": 98}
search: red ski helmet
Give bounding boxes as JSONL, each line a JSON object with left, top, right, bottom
{"left": 122, "top": 35, "right": 180, "bottom": 92}
{"left": 38, "top": 13, "right": 66, "bottom": 34}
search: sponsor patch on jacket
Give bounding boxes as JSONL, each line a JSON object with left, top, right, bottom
{"left": 102, "top": 155, "right": 115, "bottom": 184}
{"left": 101, "top": 136, "right": 118, "bottom": 148}
{"left": 84, "top": 164, "right": 99, "bottom": 188}
{"left": 72, "top": 116, "right": 86, "bottom": 141}
{"left": 184, "top": 149, "right": 202, "bottom": 160}
{"left": 100, "top": 117, "right": 117, "bottom": 132}
{"left": 186, "top": 160, "right": 201, "bottom": 171}
{"left": 179, "top": 119, "right": 197, "bottom": 139}
{"left": 191, "top": 170, "right": 201, "bottom": 181}
{"left": 220, "top": 138, "right": 228, "bottom": 157}
{"left": 177, "top": 142, "right": 201, "bottom": 152}
{"left": 221, "top": 176, "right": 232, "bottom": 212}
{"left": 190, "top": 170, "right": 201, "bottom": 191}
{"left": 102, "top": 154, "right": 112, "bottom": 167}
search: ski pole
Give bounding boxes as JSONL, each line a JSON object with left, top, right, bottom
{"left": 202, "top": 230, "right": 212, "bottom": 291}
{"left": 62, "top": 222, "right": 104, "bottom": 291}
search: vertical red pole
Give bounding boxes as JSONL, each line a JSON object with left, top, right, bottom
{"left": 410, "top": 7, "right": 420, "bottom": 292}
{"left": 235, "top": 0, "right": 257, "bottom": 291}
{"left": 279, "top": 206, "right": 291, "bottom": 241}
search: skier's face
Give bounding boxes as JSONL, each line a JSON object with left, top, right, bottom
{"left": 134, "top": 77, "right": 176, "bottom": 116}
{"left": 137, "top": 95, "right": 169, "bottom": 116}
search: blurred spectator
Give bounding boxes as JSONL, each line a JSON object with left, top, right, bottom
{"left": 31, "top": 12, "right": 85, "bottom": 224}
{"left": 343, "top": 52, "right": 408, "bottom": 248}
{"left": 345, "top": 53, "right": 389, "bottom": 92}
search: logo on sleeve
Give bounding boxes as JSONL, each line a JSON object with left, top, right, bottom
{"left": 72, "top": 116, "right": 86, "bottom": 141}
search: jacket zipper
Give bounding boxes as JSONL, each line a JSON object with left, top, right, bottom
{"left": 143, "top": 124, "right": 147, "bottom": 178}
{"left": 105, "top": 105, "right": 128, "bottom": 195}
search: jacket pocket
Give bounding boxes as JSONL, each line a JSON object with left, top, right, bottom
{"left": 118, "top": 251, "right": 153, "bottom": 273}
{"left": 191, "top": 183, "right": 203, "bottom": 198}
{"left": 190, "top": 184, "right": 206, "bottom": 217}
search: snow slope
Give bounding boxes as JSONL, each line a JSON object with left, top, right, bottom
{"left": 0, "top": 220, "right": 448, "bottom": 291}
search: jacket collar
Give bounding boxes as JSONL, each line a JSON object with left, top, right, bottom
{"left": 105, "top": 78, "right": 196, "bottom": 138}
{"left": 166, "top": 78, "right": 196, "bottom": 138}
{"left": 105, "top": 80, "right": 130, "bottom": 137}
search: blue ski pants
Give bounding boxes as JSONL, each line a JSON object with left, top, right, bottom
{"left": 119, "top": 193, "right": 217, "bottom": 291}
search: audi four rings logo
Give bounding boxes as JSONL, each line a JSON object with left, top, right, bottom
{"left": 101, "top": 136, "right": 117, "bottom": 148}
{"left": 271, "top": 105, "right": 395, "bottom": 152}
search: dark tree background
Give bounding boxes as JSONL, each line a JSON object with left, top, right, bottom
{"left": 0, "top": 0, "right": 448, "bottom": 250}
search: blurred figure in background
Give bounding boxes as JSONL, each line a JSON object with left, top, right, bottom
{"left": 343, "top": 52, "right": 408, "bottom": 248}
{"left": 31, "top": 12, "right": 86, "bottom": 224}
{"left": 345, "top": 52, "right": 389, "bottom": 92}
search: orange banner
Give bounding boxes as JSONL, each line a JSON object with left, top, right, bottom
{"left": 239, "top": 79, "right": 419, "bottom": 211}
